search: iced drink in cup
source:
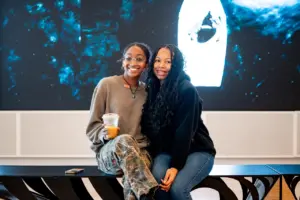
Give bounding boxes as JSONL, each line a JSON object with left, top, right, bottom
{"left": 102, "top": 113, "right": 120, "bottom": 139}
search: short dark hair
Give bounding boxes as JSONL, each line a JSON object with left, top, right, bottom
{"left": 121, "top": 42, "right": 152, "bottom": 64}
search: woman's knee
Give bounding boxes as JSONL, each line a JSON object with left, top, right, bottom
{"left": 154, "top": 154, "right": 171, "bottom": 164}
{"left": 114, "top": 134, "right": 136, "bottom": 146}
{"left": 152, "top": 165, "right": 166, "bottom": 182}
{"left": 152, "top": 154, "right": 171, "bottom": 181}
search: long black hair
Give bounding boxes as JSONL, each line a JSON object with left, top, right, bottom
{"left": 141, "top": 44, "right": 190, "bottom": 147}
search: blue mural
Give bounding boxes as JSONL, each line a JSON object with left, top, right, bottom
{"left": 1, "top": 0, "right": 299, "bottom": 110}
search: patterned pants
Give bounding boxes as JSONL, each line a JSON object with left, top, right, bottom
{"left": 96, "top": 134, "right": 158, "bottom": 200}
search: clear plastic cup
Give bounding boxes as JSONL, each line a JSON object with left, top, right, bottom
{"left": 102, "top": 113, "right": 119, "bottom": 127}
{"left": 102, "top": 113, "right": 119, "bottom": 139}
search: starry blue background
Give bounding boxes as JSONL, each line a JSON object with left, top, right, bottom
{"left": 1, "top": 0, "right": 300, "bottom": 110}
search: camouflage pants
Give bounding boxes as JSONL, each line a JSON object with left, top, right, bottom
{"left": 96, "top": 134, "right": 158, "bottom": 200}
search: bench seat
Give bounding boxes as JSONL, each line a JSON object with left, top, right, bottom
{"left": 0, "top": 164, "right": 297, "bottom": 200}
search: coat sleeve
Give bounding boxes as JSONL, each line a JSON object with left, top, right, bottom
{"left": 170, "top": 86, "right": 201, "bottom": 170}
{"left": 86, "top": 79, "right": 108, "bottom": 152}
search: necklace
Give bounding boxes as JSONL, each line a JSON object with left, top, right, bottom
{"left": 123, "top": 76, "right": 139, "bottom": 99}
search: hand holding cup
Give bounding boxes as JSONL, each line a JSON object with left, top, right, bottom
{"left": 105, "top": 126, "right": 120, "bottom": 139}
{"left": 102, "top": 113, "right": 120, "bottom": 140}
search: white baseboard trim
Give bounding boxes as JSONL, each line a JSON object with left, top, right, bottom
{"left": 0, "top": 154, "right": 297, "bottom": 159}
{"left": 294, "top": 112, "right": 299, "bottom": 156}
{"left": 1, "top": 157, "right": 300, "bottom": 166}
{"left": 16, "top": 113, "right": 21, "bottom": 156}
{"left": 0, "top": 157, "right": 98, "bottom": 165}
{"left": 0, "top": 155, "right": 95, "bottom": 158}
{"left": 216, "top": 155, "right": 296, "bottom": 158}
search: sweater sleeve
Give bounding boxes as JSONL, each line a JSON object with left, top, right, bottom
{"left": 170, "top": 86, "right": 200, "bottom": 170}
{"left": 86, "top": 79, "right": 108, "bottom": 153}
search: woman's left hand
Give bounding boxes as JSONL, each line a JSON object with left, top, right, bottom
{"left": 159, "top": 168, "right": 178, "bottom": 192}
